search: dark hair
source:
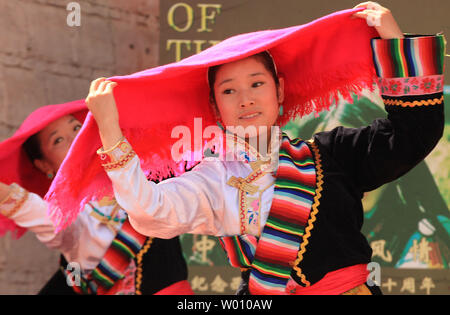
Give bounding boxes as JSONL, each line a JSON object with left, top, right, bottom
{"left": 23, "top": 133, "right": 43, "bottom": 162}
{"left": 207, "top": 50, "right": 280, "bottom": 106}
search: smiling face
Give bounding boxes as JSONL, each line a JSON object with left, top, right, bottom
{"left": 33, "top": 115, "right": 82, "bottom": 175}
{"left": 212, "top": 55, "right": 284, "bottom": 140}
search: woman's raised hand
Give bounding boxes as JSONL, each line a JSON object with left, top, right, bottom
{"left": 352, "top": 2, "right": 404, "bottom": 39}
{"left": 85, "top": 78, "right": 124, "bottom": 150}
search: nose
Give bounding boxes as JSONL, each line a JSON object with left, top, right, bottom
{"left": 239, "top": 91, "right": 255, "bottom": 108}
{"left": 67, "top": 133, "right": 76, "bottom": 146}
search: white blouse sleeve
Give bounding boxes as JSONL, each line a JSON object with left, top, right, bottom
{"left": 0, "top": 184, "right": 75, "bottom": 250}
{"left": 99, "top": 140, "right": 227, "bottom": 239}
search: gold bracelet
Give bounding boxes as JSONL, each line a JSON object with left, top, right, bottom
{"left": 0, "top": 184, "right": 29, "bottom": 218}
{"left": 0, "top": 185, "right": 14, "bottom": 205}
{"left": 96, "top": 137, "right": 126, "bottom": 155}
{"left": 102, "top": 150, "right": 137, "bottom": 171}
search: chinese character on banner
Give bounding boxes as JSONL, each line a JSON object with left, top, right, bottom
{"left": 191, "top": 275, "right": 209, "bottom": 292}
{"left": 400, "top": 277, "right": 416, "bottom": 294}
{"left": 410, "top": 238, "right": 432, "bottom": 264}
{"left": 371, "top": 240, "right": 393, "bottom": 262}
{"left": 420, "top": 277, "right": 435, "bottom": 295}
{"left": 210, "top": 275, "right": 228, "bottom": 293}
{"left": 382, "top": 278, "right": 397, "bottom": 293}
{"left": 193, "top": 235, "right": 216, "bottom": 265}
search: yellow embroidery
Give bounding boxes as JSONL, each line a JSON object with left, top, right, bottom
{"left": 384, "top": 95, "right": 444, "bottom": 107}
{"left": 135, "top": 237, "right": 154, "bottom": 295}
{"left": 292, "top": 140, "right": 323, "bottom": 287}
{"left": 227, "top": 176, "right": 259, "bottom": 195}
{"left": 89, "top": 202, "right": 121, "bottom": 233}
{"left": 97, "top": 196, "right": 117, "bottom": 207}
{"left": 0, "top": 184, "right": 29, "bottom": 218}
{"left": 102, "top": 150, "right": 137, "bottom": 171}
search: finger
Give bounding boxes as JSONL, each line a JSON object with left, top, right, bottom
{"left": 97, "top": 80, "right": 109, "bottom": 94}
{"left": 353, "top": 2, "right": 383, "bottom": 11}
{"left": 89, "top": 77, "right": 107, "bottom": 95}
{"left": 352, "top": 9, "right": 380, "bottom": 17}
{"left": 104, "top": 81, "right": 118, "bottom": 94}
{"left": 353, "top": 2, "right": 371, "bottom": 9}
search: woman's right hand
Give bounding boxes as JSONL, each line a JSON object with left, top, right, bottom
{"left": 86, "top": 78, "right": 124, "bottom": 150}
{"left": 0, "top": 182, "right": 12, "bottom": 203}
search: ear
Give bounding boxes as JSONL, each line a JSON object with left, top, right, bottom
{"left": 277, "top": 77, "right": 285, "bottom": 104}
{"left": 33, "top": 159, "right": 54, "bottom": 176}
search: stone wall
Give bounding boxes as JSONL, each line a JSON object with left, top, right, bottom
{"left": 0, "top": 0, "right": 160, "bottom": 294}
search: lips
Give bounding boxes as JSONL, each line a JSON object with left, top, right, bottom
{"left": 239, "top": 112, "right": 262, "bottom": 120}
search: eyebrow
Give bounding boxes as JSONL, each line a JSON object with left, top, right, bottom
{"left": 47, "top": 117, "right": 77, "bottom": 142}
{"left": 218, "top": 72, "right": 266, "bottom": 87}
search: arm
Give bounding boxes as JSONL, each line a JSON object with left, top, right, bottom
{"left": 314, "top": 33, "right": 445, "bottom": 192}
{"left": 96, "top": 139, "right": 227, "bottom": 239}
{"left": 85, "top": 75, "right": 229, "bottom": 238}
{"left": 311, "top": 3, "right": 445, "bottom": 192}
{"left": 0, "top": 183, "right": 67, "bottom": 248}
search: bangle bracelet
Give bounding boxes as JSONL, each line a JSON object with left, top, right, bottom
{"left": 0, "top": 184, "right": 29, "bottom": 218}
{"left": 96, "top": 137, "right": 125, "bottom": 155}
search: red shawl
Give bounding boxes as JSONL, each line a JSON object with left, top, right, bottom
{"left": 47, "top": 8, "right": 379, "bottom": 231}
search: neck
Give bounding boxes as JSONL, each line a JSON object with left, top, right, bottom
{"left": 244, "top": 126, "right": 279, "bottom": 158}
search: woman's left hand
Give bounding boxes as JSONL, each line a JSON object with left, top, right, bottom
{"left": 352, "top": 2, "right": 404, "bottom": 39}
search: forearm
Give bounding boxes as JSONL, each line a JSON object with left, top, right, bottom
{"left": 98, "top": 138, "right": 225, "bottom": 238}
{"left": 0, "top": 184, "right": 63, "bottom": 247}
{"left": 373, "top": 33, "right": 445, "bottom": 153}
{"left": 366, "top": 33, "right": 445, "bottom": 188}
{"left": 316, "top": 34, "right": 445, "bottom": 192}
{"left": 97, "top": 119, "right": 124, "bottom": 152}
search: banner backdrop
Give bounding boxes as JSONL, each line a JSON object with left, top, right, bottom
{"left": 160, "top": 0, "right": 450, "bottom": 294}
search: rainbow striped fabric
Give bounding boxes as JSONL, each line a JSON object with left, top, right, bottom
{"left": 371, "top": 34, "right": 446, "bottom": 78}
{"left": 220, "top": 134, "right": 317, "bottom": 295}
{"left": 67, "top": 219, "right": 148, "bottom": 294}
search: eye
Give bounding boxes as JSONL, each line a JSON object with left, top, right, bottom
{"left": 252, "top": 81, "right": 264, "bottom": 88}
{"left": 53, "top": 137, "right": 64, "bottom": 145}
{"left": 222, "top": 89, "right": 235, "bottom": 95}
{"left": 73, "top": 124, "right": 82, "bottom": 132}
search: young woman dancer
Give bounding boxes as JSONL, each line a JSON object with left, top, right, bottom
{"left": 51, "top": 3, "right": 446, "bottom": 295}
{"left": 0, "top": 101, "right": 193, "bottom": 295}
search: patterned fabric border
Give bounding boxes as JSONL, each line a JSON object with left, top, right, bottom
{"left": 97, "top": 138, "right": 137, "bottom": 171}
{"left": 378, "top": 74, "right": 444, "bottom": 96}
{"left": 219, "top": 134, "right": 319, "bottom": 295}
{"left": 371, "top": 34, "right": 446, "bottom": 78}
{"left": 382, "top": 93, "right": 444, "bottom": 108}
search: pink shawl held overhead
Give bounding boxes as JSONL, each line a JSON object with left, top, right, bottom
{"left": 47, "top": 8, "right": 379, "bottom": 231}
{"left": 0, "top": 100, "right": 87, "bottom": 238}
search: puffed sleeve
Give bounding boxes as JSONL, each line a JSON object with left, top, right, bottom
{"left": 313, "top": 34, "right": 446, "bottom": 192}
{"left": 98, "top": 139, "right": 227, "bottom": 239}
{"left": 0, "top": 183, "right": 68, "bottom": 249}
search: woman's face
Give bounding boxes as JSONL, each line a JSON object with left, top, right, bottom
{"left": 34, "top": 115, "right": 82, "bottom": 175}
{"left": 213, "top": 56, "right": 284, "bottom": 138}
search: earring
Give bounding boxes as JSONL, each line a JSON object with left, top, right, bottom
{"left": 47, "top": 172, "right": 54, "bottom": 179}
{"left": 279, "top": 105, "right": 284, "bottom": 116}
